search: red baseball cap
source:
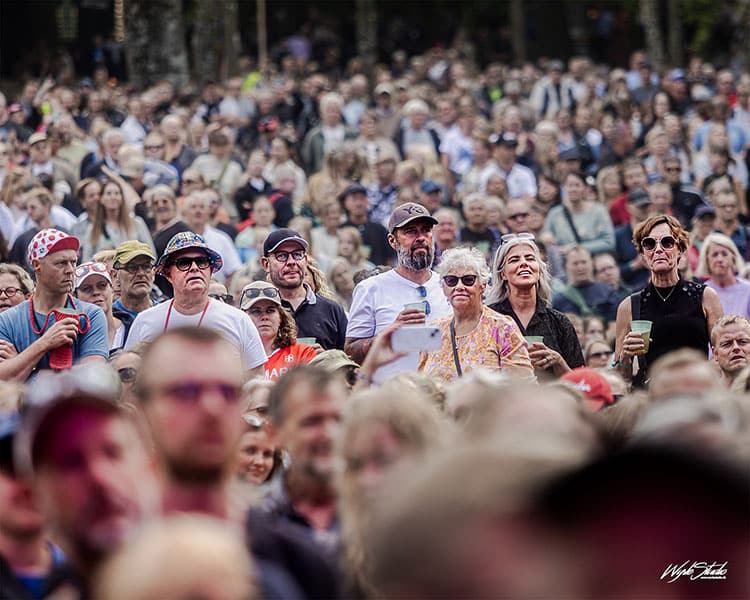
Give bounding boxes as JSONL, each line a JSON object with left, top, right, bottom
{"left": 560, "top": 367, "right": 614, "bottom": 412}
{"left": 27, "top": 229, "right": 80, "bottom": 264}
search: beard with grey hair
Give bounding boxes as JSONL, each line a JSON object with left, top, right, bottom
{"left": 397, "top": 240, "right": 434, "bottom": 271}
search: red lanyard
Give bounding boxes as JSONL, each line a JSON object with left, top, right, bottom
{"left": 29, "top": 294, "right": 79, "bottom": 335}
{"left": 163, "top": 298, "right": 211, "bottom": 332}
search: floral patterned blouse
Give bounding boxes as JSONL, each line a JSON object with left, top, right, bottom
{"left": 418, "top": 305, "right": 535, "bottom": 383}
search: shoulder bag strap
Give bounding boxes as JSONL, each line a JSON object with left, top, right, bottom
{"left": 561, "top": 205, "right": 582, "bottom": 243}
{"left": 450, "top": 319, "right": 463, "bottom": 377}
{"left": 629, "top": 291, "right": 646, "bottom": 375}
{"left": 562, "top": 284, "right": 593, "bottom": 316}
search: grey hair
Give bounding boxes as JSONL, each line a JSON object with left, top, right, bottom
{"left": 696, "top": 232, "right": 745, "bottom": 278}
{"left": 436, "top": 247, "right": 490, "bottom": 284}
{"left": 485, "top": 238, "right": 553, "bottom": 306}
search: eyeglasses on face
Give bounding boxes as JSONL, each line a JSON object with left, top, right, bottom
{"left": 75, "top": 262, "right": 109, "bottom": 278}
{"left": 0, "top": 287, "right": 23, "bottom": 298}
{"left": 271, "top": 250, "right": 306, "bottom": 263}
{"left": 641, "top": 235, "right": 676, "bottom": 252}
{"left": 159, "top": 381, "right": 242, "bottom": 404}
{"left": 507, "top": 212, "right": 530, "bottom": 221}
{"left": 443, "top": 274, "right": 478, "bottom": 287}
{"left": 209, "top": 293, "right": 234, "bottom": 304}
{"left": 587, "top": 351, "right": 611, "bottom": 360}
{"left": 118, "top": 367, "right": 137, "bottom": 383}
{"left": 144, "top": 144, "right": 164, "bottom": 151}
{"left": 117, "top": 261, "right": 154, "bottom": 274}
{"left": 182, "top": 179, "right": 201, "bottom": 185}
{"left": 171, "top": 256, "right": 211, "bottom": 271}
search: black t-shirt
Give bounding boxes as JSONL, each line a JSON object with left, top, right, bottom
{"left": 280, "top": 289, "right": 348, "bottom": 350}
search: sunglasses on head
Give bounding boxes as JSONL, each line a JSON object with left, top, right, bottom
{"left": 443, "top": 274, "right": 478, "bottom": 287}
{"left": 641, "top": 235, "right": 676, "bottom": 252}
{"left": 75, "top": 262, "right": 109, "bottom": 278}
{"left": 242, "top": 287, "right": 280, "bottom": 301}
{"left": 501, "top": 232, "right": 535, "bottom": 244}
{"left": 171, "top": 255, "right": 211, "bottom": 271}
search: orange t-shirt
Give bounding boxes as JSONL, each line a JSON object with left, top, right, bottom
{"left": 264, "top": 343, "right": 317, "bottom": 380}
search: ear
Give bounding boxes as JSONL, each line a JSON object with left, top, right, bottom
{"left": 260, "top": 257, "right": 270, "bottom": 272}
{"left": 387, "top": 233, "right": 397, "bottom": 250}
{"left": 31, "top": 259, "right": 41, "bottom": 274}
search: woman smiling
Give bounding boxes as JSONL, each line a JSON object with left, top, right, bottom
{"left": 487, "top": 234, "right": 584, "bottom": 377}
{"left": 418, "top": 247, "right": 533, "bottom": 382}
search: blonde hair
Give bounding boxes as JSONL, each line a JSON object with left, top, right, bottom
{"left": 697, "top": 232, "right": 745, "bottom": 278}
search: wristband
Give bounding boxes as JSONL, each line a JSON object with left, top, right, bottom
{"left": 355, "top": 372, "right": 374, "bottom": 385}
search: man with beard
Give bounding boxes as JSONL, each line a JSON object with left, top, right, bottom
{"left": 345, "top": 203, "right": 451, "bottom": 382}
{"left": 13, "top": 364, "right": 158, "bottom": 597}
{"left": 137, "top": 328, "right": 340, "bottom": 599}
{"left": 136, "top": 328, "right": 246, "bottom": 517}
{"left": 126, "top": 232, "right": 265, "bottom": 377}
{"left": 711, "top": 315, "right": 750, "bottom": 387}
{"left": 261, "top": 229, "right": 348, "bottom": 350}
{"left": 262, "top": 366, "right": 348, "bottom": 554}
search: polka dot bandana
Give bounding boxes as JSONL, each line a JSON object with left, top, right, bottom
{"left": 27, "top": 229, "right": 80, "bottom": 264}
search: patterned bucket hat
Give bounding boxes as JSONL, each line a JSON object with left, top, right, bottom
{"left": 155, "top": 231, "right": 223, "bottom": 275}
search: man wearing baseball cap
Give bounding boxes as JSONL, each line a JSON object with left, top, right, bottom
{"left": 0, "top": 229, "right": 108, "bottom": 381}
{"left": 481, "top": 132, "right": 537, "bottom": 199}
{"left": 345, "top": 202, "right": 451, "bottom": 383}
{"left": 125, "top": 231, "right": 266, "bottom": 376}
{"left": 111, "top": 240, "right": 159, "bottom": 343}
{"left": 261, "top": 228, "right": 348, "bottom": 350}
{"left": 340, "top": 183, "right": 395, "bottom": 266}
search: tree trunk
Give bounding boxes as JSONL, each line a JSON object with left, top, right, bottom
{"left": 639, "top": 0, "right": 665, "bottom": 70}
{"left": 509, "top": 0, "right": 526, "bottom": 65}
{"left": 124, "top": 0, "right": 189, "bottom": 87}
{"left": 738, "top": 0, "right": 750, "bottom": 70}
{"left": 191, "top": 0, "right": 239, "bottom": 83}
{"left": 355, "top": 0, "right": 378, "bottom": 83}
{"left": 666, "top": 0, "right": 682, "bottom": 67}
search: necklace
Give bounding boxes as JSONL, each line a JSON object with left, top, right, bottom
{"left": 654, "top": 284, "right": 676, "bottom": 302}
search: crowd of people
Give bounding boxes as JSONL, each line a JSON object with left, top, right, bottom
{"left": 0, "top": 45, "right": 748, "bottom": 599}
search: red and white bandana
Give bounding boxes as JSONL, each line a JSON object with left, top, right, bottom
{"left": 27, "top": 229, "right": 80, "bottom": 264}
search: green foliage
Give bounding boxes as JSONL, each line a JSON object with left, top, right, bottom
{"left": 682, "top": 0, "right": 724, "bottom": 56}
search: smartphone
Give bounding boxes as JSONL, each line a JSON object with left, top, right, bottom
{"left": 391, "top": 326, "right": 443, "bottom": 353}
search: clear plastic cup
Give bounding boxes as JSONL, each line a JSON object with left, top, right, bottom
{"left": 630, "top": 320, "right": 653, "bottom": 355}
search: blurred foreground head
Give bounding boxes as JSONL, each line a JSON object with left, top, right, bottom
{"left": 95, "top": 515, "right": 257, "bottom": 600}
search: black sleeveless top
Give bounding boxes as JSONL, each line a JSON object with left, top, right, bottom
{"left": 636, "top": 279, "right": 708, "bottom": 367}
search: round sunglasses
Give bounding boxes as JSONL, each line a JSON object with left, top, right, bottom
{"left": 641, "top": 235, "right": 676, "bottom": 252}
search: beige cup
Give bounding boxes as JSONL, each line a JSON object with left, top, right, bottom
{"left": 630, "top": 320, "right": 653, "bottom": 354}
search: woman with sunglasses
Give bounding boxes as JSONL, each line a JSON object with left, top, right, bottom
{"left": 614, "top": 215, "right": 723, "bottom": 387}
{"left": 240, "top": 280, "right": 316, "bottom": 380}
{"left": 487, "top": 234, "right": 585, "bottom": 377}
{"left": 418, "top": 246, "right": 534, "bottom": 382}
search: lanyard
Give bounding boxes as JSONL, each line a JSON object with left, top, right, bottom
{"left": 29, "top": 294, "right": 76, "bottom": 335}
{"left": 163, "top": 298, "right": 210, "bottom": 332}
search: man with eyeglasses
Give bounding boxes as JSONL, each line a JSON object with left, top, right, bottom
{"left": 0, "top": 229, "right": 108, "bottom": 382}
{"left": 261, "top": 228, "right": 348, "bottom": 351}
{"left": 111, "top": 241, "right": 158, "bottom": 344}
{"left": 126, "top": 232, "right": 265, "bottom": 377}
{"left": 346, "top": 202, "right": 451, "bottom": 382}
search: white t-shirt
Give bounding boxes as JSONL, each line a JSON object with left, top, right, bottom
{"left": 479, "top": 163, "right": 537, "bottom": 199}
{"left": 125, "top": 297, "right": 266, "bottom": 371}
{"left": 346, "top": 269, "right": 451, "bottom": 383}
{"left": 200, "top": 225, "right": 242, "bottom": 283}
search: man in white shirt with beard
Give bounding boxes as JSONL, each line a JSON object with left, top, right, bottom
{"left": 345, "top": 202, "right": 451, "bottom": 383}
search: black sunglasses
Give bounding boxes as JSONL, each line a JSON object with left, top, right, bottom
{"left": 171, "top": 256, "right": 211, "bottom": 271}
{"left": 443, "top": 274, "right": 478, "bottom": 287}
{"left": 209, "top": 293, "right": 234, "bottom": 304}
{"left": 641, "top": 235, "right": 676, "bottom": 252}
